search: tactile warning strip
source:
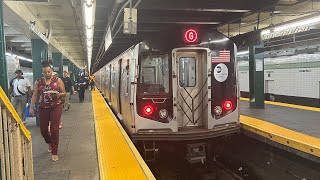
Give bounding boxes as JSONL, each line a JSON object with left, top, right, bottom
{"left": 92, "top": 90, "right": 155, "bottom": 180}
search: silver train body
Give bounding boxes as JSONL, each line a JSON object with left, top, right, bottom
{"left": 94, "top": 30, "right": 240, "bottom": 141}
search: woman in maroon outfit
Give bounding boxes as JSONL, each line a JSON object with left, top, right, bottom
{"left": 30, "top": 61, "right": 66, "bottom": 161}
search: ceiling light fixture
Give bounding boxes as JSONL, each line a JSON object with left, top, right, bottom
{"left": 261, "top": 14, "right": 320, "bottom": 35}
{"left": 83, "top": 0, "right": 96, "bottom": 74}
{"left": 6, "top": 52, "right": 33, "bottom": 62}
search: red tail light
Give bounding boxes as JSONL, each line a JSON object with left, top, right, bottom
{"left": 223, "top": 100, "right": 233, "bottom": 111}
{"left": 143, "top": 105, "right": 154, "bottom": 116}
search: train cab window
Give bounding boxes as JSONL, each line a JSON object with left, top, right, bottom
{"left": 138, "top": 54, "right": 170, "bottom": 94}
{"left": 179, "top": 57, "right": 196, "bottom": 87}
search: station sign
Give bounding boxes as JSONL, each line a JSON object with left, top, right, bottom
{"left": 123, "top": 8, "right": 137, "bottom": 35}
{"left": 183, "top": 28, "right": 199, "bottom": 44}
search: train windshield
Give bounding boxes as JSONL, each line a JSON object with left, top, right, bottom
{"left": 138, "top": 54, "right": 170, "bottom": 94}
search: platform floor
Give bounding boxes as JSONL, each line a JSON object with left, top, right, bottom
{"left": 26, "top": 92, "right": 99, "bottom": 180}
{"left": 240, "top": 100, "right": 320, "bottom": 138}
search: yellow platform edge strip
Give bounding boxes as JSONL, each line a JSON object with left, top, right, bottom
{"left": 0, "top": 87, "right": 31, "bottom": 141}
{"left": 240, "top": 115, "right": 320, "bottom": 157}
{"left": 240, "top": 97, "right": 320, "bottom": 112}
{"left": 92, "top": 90, "right": 155, "bottom": 180}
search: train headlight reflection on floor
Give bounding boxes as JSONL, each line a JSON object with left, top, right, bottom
{"left": 159, "top": 109, "right": 168, "bottom": 119}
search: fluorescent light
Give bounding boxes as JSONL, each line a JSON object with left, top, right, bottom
{"left": 261, "top": 29, "right": 270, "bottom": 35}
{"left": 83, "top": 0, "right": 96, "bottom": 73}
{"left": 6, "top": 52, "right": 32, "bottom": 62}
{"left": 261, "top": 15, "right": 320, "bottom": 36}
{"left": 274, "top": 15, "right": 320, "bottom": 31}
{"left": 237, "top": 51, "right": 249, "bottom": 55}
{"left": 85, "top": 6, "right": 93, "bottom": 28}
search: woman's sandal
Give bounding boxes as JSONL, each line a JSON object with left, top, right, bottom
{"left": 52, "top": 155, "right": 58, "bottom": 162}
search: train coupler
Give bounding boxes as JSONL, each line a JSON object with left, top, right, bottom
{"left": 186, "top": 142, "right": 206, "bottom": 164}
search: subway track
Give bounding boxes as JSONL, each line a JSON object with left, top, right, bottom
{"left": 146, "top": 134, "right": 320, "bottom": 180}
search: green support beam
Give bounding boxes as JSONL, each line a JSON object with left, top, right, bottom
{"left": 249, "top": 44, "right": 265, "bottom": 109}
{"left": 52, "top": 52, "right": 63, "bottom": 77}
{"left": 0, "top": 0, "right": 8, "bottom": 94}
{"left": 31, "top": 38, "right": 48, "bottom": 126}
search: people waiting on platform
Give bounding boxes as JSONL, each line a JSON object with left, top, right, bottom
{"left": 8, "top": 69, "right": 32, "bottom": 124}
{"left": 77, "top": 75, "right": 87, "bottom": 102}
{"left": 29, "top": 61, "right": 66, "bottom": 162}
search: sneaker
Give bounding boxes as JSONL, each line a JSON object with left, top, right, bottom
{"left": 52, "top": 155, "right": 58, "bottom": 162}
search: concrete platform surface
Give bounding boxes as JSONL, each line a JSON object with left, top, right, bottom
{"left": 26, "top": 91, "right": 99, "bottom": 180}
{"left": 240, "top": 100, "right": 320, "bottom": 138}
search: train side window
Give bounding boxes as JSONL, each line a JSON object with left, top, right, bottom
{"left": 179, "top": 57, "right": 196, "bottom": 87}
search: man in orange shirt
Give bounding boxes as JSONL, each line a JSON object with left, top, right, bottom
{"left": 89, "top": 74, "right": 95, "bottom": 91}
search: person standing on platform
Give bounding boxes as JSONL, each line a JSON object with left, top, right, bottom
{"left": 8, "top": 69, "right": 32, "bottom": 124}
{"left": 61, "top": 71, "right": 74, "bottom": 110}
{"left": 89, "top": 74, "right": 95, "bottom": 91}
{"left": 29, "top": 61, "right": 66, "bottom": 162}
{"left": 77, "top": 74, "right": 86, "bottom": 102}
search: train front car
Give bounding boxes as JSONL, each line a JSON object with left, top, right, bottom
{"left": 133, "top": 28, "right": 240, "bottom": 162}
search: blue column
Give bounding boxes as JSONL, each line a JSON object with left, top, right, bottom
{"left": 31, "top": 38, "right": 48, "bottom": 126}
{"left": 52, "top": 52, "right": 63, "bottom": 77}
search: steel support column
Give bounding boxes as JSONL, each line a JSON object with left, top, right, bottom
{"left": 249, "top": 44, "right": 265, "bottom": 109}
{"left": 0, "top": 0, "right": 8, "bottom": 94}
{"left": 31, "top": 38, "right": 48, "bottom": 126}
{"left": 52, "top": 52, "right": 63, "bottom": 77}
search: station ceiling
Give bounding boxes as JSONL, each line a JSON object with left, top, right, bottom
{"left": 2, "top": 0, "right": 319, "bottom": 69}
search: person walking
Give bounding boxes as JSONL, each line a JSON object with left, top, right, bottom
{"left": 8, "top": 69, "right": 32, "bottom": 124}
{"left": 29, "top": 61, "right": 66, "bottom": 162}
{"left": 61, "top": 71, "right": 74, "bottom": 110}
{"left": 58, "top": 71, "right": 74, "bottom": 129}
{"left": 89, "top": 74, "right": 95, "bottom": 91}
{"left": 77, "top": 74, "right": 86, "bottom": 102}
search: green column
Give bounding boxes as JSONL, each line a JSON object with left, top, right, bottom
{"left": 0, "top": 0, "right": 8, "bottom": 94}
{"left": 52, "top": 52, "right": 63, "bottom": 77}
{"left": 31, "top": 38, "right": 48, "bottom": 126}
{"left": 249, "top": 44, "right": 265, "bottom": 109}
{"left": 31, "top": 39, "right": 48, "bottom": 81}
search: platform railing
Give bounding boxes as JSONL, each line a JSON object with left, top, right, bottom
{"left": 0, "top": 87, "right": 34, "bottom": 180}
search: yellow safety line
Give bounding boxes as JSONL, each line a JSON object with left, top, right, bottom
{"left": 0, "top": 87, "right": 31, "bottom": 141}
{"left": 92, "top": 90, "right": 155, "bottom": 180}
{"left": 240, "top": 97, "right": 320, "bottom": 112}
{"left": 240, "top": 115, "right": 320, "bottom": 158}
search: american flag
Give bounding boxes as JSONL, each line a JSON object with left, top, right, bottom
{"left": 211, "top": 50, "right": 230, "bottom": 63}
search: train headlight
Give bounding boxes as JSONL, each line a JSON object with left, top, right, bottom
{"left": 159, "top": 109, "right": 168, "bottom": 119}
{"left": 214, "top": 106, "right": 222, "bottom": 115}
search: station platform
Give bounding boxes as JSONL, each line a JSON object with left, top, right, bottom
{"left": 27, "top": 92, "right": 99, "bottom": 180}
{"left": 239, "top": 98, "right": 320, "bottom": 161}
{"left": 27, "top": 91, "right": 155, "bottom": 180}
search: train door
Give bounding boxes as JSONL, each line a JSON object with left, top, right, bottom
{"left": 173, "top": 49, "right": 209, "bottom": 127}
{"left": 118, "top": 59, "right": 122, "bottom": 113}
{"left": 108, "top": 64, "right": 112, "bottom": 102}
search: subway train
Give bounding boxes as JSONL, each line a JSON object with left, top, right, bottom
{"left": 238, "top": 53, "right": 320, "bottom": 107}
{"left": 94, "top": 28, "right": 240, "bottom": 162}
